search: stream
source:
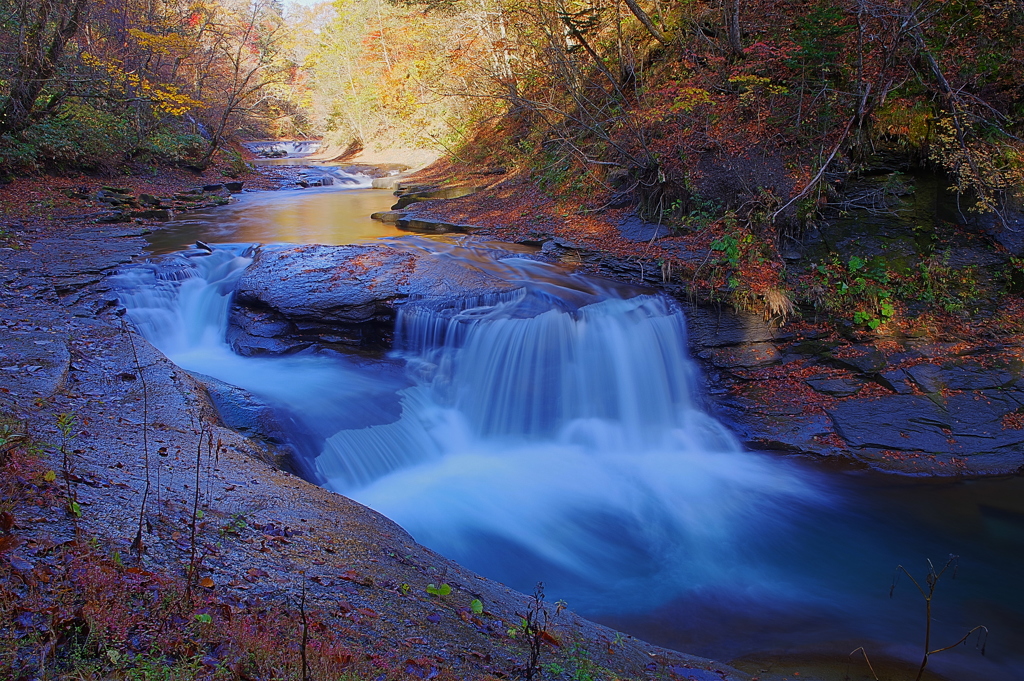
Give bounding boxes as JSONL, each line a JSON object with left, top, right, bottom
{"left": 113, "top": 169, "right": 1024, "bottom": 681}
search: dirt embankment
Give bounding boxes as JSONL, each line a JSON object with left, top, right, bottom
{"left": 0, "top": 166, "right": 747, "bottom": 680}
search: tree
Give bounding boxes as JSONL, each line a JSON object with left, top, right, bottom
{"left": 0, "top": 0, "right": 90, "bottom": 135}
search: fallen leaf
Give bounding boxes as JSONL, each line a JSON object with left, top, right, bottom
{"left": 199, "top": 576, "right": 215, "bottom": 588}
{"left": 0, "top": 536, "right": 21, "bottom": 553}
{"left": 0, "top": 511, "right": 14, "bottom": 532}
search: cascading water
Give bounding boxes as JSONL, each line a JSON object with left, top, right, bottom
{"left": 116, "top": 243, "right": 828, "bottom": 606}
{"left": 114, "top": 237, "right": 1024, "bottom": 681}
{"left": 112, "top": 247, "right": 409, "bottom": 463}
{"left": 317, "top": 283, "right": 830, "bottom": 611}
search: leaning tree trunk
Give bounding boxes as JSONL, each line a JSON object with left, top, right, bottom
{"left": 622, "top": 0, "right": 671, "bottom": 47}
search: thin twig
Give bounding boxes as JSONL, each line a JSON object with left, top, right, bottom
{"left": 121, "top": 320, "right": 151, "bottom": 559}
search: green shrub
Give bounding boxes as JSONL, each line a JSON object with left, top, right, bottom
{"left": 0, "top": 102, "right": 132, "bottom": 172}
{"left": 137, "top": 128, "right": 206, "bottom": 165}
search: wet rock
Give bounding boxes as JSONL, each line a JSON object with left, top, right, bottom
{"left": 0, "top": 326, "right": 70, "bottom": 411}
{"left": 96, "top": 211, "right": 133, "bottom": 223}
{"left": 370, "top": 210, "right": 407, "bottom": 223}
{"left": 828, "top": 347, "right": 887, "bottom": 374}
{"left": 805, "top": 375, "right": 864, "bottom": 397}
{"left": 203, "top": 183, "right": 224, "bottom": 192}
{"left": 877, "top": 368, "right": 915, "bottom": 394}
{"left": 828, "top": 395, "right": 952, "bottom": 451}
{"left": 225, "top": 181, "right": 244, "bottom": 192}
{"left": 392, "top": 186, "right": 478, "bottom": 210}
{"left": 699, "top": 342, "right": 782, "bottom": 369}
{"left": 828, "top": 391, "right": 1024, "bottom": 457}
{"left": 396, "top": 217, "right": 472, "bottom": 234}
{"left": 130, "top": 209, "right": 170, "bottom": 220}
{"left": 228, "top": 243, "right": 522, "bottom": 356}
{"left": 686, "top": 306, "right": 793, "bottom": 349}
{"left": 618, "top": 214, "right": 672, "bottom": 242}
{"left": 905, "top": 360, "right": 1020, "bottom": 393}
{"left": 715, "top": 390, "right": 840, "bottom": 457}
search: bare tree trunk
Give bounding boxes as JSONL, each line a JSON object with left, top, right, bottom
{"left": 0, "top": 0, "right": 90, "bottom": 135}
{"left": 723, "top": 0, "right": 744, "bottom": 58}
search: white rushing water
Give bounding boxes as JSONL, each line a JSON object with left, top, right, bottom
{"left": 115, "top": 243, "right": 831, "bottom": 613}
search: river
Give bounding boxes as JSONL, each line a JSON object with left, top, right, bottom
{"left": 112, "top": 167, "right": 1024, "bottom": 681}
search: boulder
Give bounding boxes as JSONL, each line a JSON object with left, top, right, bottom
{"left": 618, "top": 214, "right": 672, "bottom": 242}
{"left": 227, "top": 243, "right": 522, "bottom": 356}
{"left": 370, "top": 210, "right": 407, "bottom": 223}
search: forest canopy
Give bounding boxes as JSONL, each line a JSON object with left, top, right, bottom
{"left": 0, "top": 0, "right": 1021, "bottom": 230}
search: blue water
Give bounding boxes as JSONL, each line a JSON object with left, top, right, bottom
{"left": 115, "top": 184, "right": 1024, "bottom": 681}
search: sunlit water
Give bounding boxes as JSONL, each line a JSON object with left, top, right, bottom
{"left": 147, "top": 168, "right": 400, "bottom": 254}
{"left": 113, "top": 185, "right": 1024, "bottom": 681}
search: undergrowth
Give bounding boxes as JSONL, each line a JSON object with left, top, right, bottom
{"left": 0, "top": 422, "right": 466, "bottom": 681}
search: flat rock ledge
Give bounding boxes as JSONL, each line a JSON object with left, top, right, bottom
{"left": 687, "top": 306, "right": 1024, "bottom": 476}
{"left": 227, "top": 242, "right": 522, "bottom": 356}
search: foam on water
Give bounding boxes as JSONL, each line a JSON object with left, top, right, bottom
{"left": 111, "top": 224, "right": 1024, "bottom": 681}
{"left": 316, "top": 288, "right": 830, "bottom": 610}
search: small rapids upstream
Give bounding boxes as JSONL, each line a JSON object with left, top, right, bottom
{"left": 114, "top": 222, "right": 1023, "bottom": 680}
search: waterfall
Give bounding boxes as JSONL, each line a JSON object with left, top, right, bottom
{"left": 116, "top": 244, "right": 829, "bottom": 613}
{"left": 315, "top": 278, "right": 827, "bottom": 609}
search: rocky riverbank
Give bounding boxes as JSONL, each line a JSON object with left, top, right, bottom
{"left": 0, "top": 168, "right": 749, "bottom": 680}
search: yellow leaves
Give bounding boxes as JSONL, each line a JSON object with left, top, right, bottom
{"left": 670, "top": 87, "right": 713, "bottom": 113}
{"left": 128, "top": 29, "right": 195, "bottom": 57}
{"left": 929, "top": 116, "right": 1024, "bottom": 212}
{"left": 81, "top": 51, "right": 201, "bottom": 116}
{"left": 148, "top": 84, "right": 204, "bottom": 116}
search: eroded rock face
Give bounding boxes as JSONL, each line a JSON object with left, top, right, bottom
{"left": 227, "top": 243, "right": 521, "bottom": 356}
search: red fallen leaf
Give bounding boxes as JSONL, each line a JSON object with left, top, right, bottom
{"left": 199, "top": 577, "right": 215, "bottom": 588}
{"left": 356, "top": 607, "right": 379, "bottom": 618}
{"left": 538, "top": 630, "right": 561, "bottom": 647}
{"left": 0, "top": 536, "right": 21, "bottom": 553}
{"left": 337, "top": 600, "right": 353, "bottom": 613}
{"left": 0, "top": 511, "right": 14, "bottom": 532}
